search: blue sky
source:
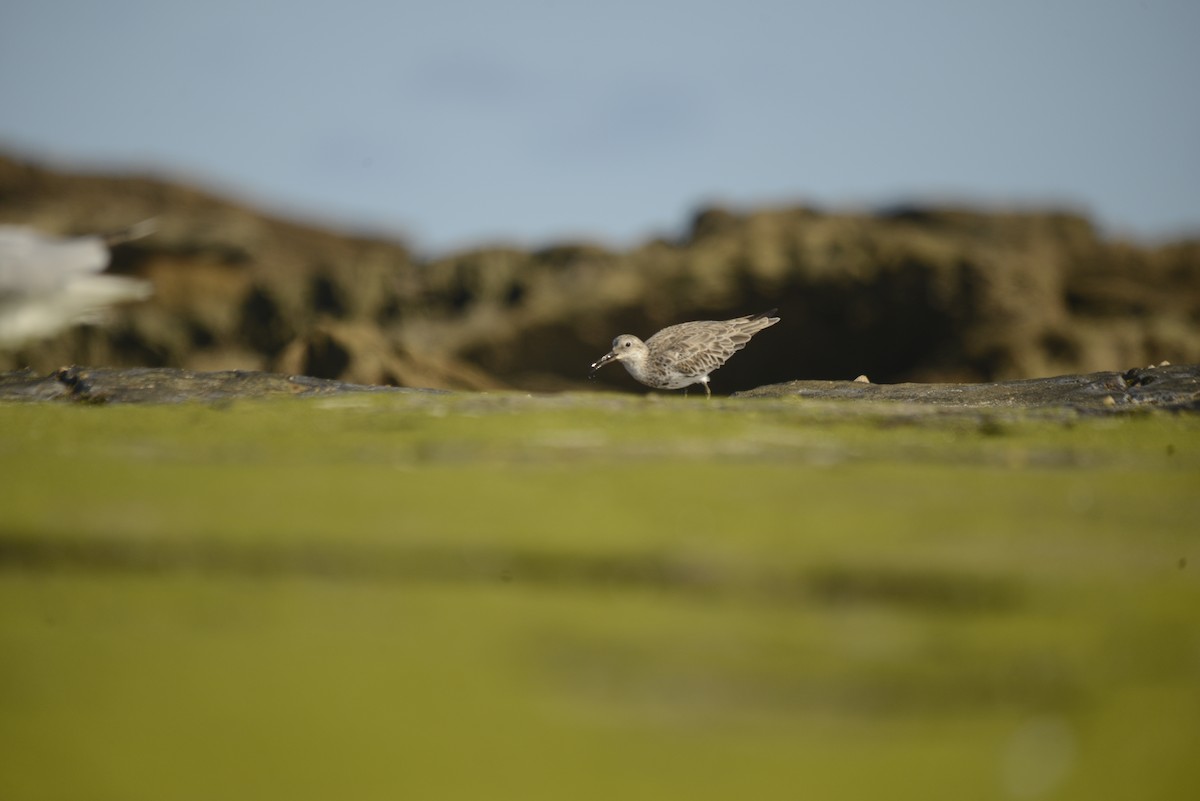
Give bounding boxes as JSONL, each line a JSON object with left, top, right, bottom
{"left": 2, "top": 0, "right": 1198, "bottom": 254}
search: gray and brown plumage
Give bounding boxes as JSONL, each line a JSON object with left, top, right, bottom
{"left": 589, "top": 309, "right": 780, "bottom": 397}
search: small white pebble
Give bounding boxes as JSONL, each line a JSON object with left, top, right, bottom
{"left": 853, "top": 374, "right": 871, "bottom": 384}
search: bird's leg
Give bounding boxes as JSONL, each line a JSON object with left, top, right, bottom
{"left": 704, "top": 381, "right": 711, "bottom": 399}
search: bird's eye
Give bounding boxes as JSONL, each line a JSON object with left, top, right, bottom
{"left": 623, "top": 341, "right": 631, "bottom": 348}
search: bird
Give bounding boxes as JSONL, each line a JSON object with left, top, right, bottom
{"left": 0, "top": 219, "right": 156, "bottom": 349}
{"left": 589, "top": 309, "right": 780, "bottom": 397}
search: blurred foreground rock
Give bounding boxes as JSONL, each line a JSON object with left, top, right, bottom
{"left": 2, "top": 153, "right": 1198, "bottom": 392}
{"left": 0, "top": 365, "right": 437, "bottom": 404}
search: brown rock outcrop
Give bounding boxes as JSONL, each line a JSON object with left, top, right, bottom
{"left": 2, "top": 154, "right": 1197, "bottom": 393}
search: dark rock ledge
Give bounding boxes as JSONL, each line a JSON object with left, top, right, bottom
{"left": 0, "top": 363, "right": 1196, "bottom": 411}
{"left": 733, "top": 363, "right": 1200, "bottom": 412}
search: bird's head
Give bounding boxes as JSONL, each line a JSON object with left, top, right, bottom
{"left": 589, "top": 334, "right": 645, "bottom": 376}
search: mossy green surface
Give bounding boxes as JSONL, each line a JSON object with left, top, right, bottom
{"left": 2, "top": 393, "right": 1198, "bottom": 800}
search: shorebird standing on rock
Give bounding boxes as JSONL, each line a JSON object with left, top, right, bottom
{"left": 589, "top": 309, "right": 780, "bottom": 397}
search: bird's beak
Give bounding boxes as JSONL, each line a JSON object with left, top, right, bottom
{"left": 589, "top": 350, "right": 618, "bottom": 378}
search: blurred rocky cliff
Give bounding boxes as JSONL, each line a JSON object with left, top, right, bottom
{"left": 2, "top": 153, "right": 1197, "bottom": 392}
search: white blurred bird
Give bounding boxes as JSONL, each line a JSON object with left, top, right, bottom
{"left": 0, "top": 220, "right": 155, "bottom": 348}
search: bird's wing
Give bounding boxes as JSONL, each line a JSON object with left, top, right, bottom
{"left": 0, "top": 227, "right": 111, "bottom": 293}
{"left": 0, "top": 225, "right": 154, "bottom": 348}
{"left": 647, "top": 321, "right": 755, "bottom": 376}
